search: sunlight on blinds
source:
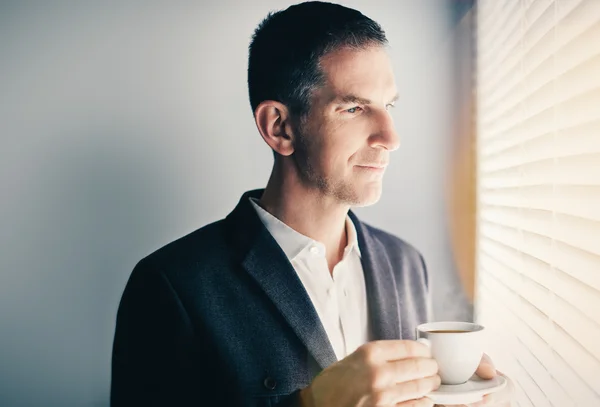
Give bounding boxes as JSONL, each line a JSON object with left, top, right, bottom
{"left": 475, "top": 1, "right": 600, "bottom": 406}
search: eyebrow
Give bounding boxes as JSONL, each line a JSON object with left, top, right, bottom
{"left": 338, "top": 93, "right": 399, "bottom": 105}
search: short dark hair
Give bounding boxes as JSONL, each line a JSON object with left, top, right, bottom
{"left": 247, "top": 1, "right": 388, "bottom": 119}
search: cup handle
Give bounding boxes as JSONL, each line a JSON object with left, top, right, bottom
{"left": 417, "top": 337, "right": 431, "bottom": 348}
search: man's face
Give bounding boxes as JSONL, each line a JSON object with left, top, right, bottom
{"left": 293, "top": 45, "right": 400, "bottom": 207}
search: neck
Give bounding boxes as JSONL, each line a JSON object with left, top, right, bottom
{"left": 259, "top": 159, "right": 349, "bottom": 271}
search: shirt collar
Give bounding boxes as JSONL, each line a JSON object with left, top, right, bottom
{"left": 344, "top": 214, "right": 362, "bottom": 258}
{"left": 249, "top": 197, "right": 361, "bottom": 261}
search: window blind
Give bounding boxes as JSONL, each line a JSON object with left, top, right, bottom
{"left": 474, "top": 1, "right": 600, "bottom": 406}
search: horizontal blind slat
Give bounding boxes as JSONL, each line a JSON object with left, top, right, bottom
{"left": 481, "top": 84, "right": 600, "bottom": 142}
{"left": 481, "top": 118, "right": 600, "bottom": 166}
{"left": 480, "top": 185, "right": 600, "bottom": 222}
{"left": 478, "top": 284, "right": 582, "bottom": 406}
{"left": 553, "top": 240, "right": 600, "bottom": 292}
{"left": 478, "top": 1, "right": 523, "bottom": 74}
{"left": 480, "top": 235, "right": 594, "bottom": 299}
{"left": 556, "top": 1, "right": 600, "bottom": 53}
{"left": 481, "top": 217, "right": 600, "bottom": 265}
{"left": 477, "top": 286, "right": 576, "bottom": 407}
{"left": 477, "top": 0, "right": 600, "bottom": 405}
{"left": 478, "top": 273, "right": 600, "bottom": 399}
{"left": 480, "top": 153, "right": 600, "bottom": 186}
{"left": 480, "top": 232, "right": 600, "bottom": 293}
{"left": 481, "top": 252, "right": 600, "bottom": 359}
{"left": 477, "top": 278, "right": 556, "bottom": 406}
{"left": 555, "top": 213, "right": 600, "bottom": 257}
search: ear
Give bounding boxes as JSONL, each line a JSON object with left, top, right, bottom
{"left": 254, "top": 100, "right": 297, "bottom": 156}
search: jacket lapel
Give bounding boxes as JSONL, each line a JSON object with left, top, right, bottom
{"left": 349, "top": 211, "right": 403, "bottom": 340}
{"left": 225, "top": 190, "right": 337, "bottom": 370}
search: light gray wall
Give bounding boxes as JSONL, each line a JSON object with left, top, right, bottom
{"left": 0, "top": 2, "right": 469, "bottom": 406}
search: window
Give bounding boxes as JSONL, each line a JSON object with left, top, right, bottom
{"left": 475, "top": 1, "right": 600, "bottom": 406}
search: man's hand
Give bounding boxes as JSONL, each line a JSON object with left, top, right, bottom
{"left": 474, "top": 353, "right": 497, "bottom": 381}
{"left": 437, "top": 354, "right": 514, "bottom": 407}
{"left": 300, "top": 340, "right": 441, "bottom": 407}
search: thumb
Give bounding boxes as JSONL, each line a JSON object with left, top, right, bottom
{"left": 475, "top": 353, "right": 497, "bottom": 380}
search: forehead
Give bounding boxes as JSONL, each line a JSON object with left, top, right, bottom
{"left": 316, "top": 46, "right": 396, "bottom": 102}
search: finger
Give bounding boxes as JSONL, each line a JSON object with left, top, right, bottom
{"left": 395, "top": 397, "right": 435, "bottom": 407}
{"left": 383, "top": 357, "right": 439, "bottom": 383}
{"left": 467, "top": 381, "right": 510, "bottom": 406}
{"left": 360, "top": 340, "right": 432, "bottom": 364}
{"left": 468, "top": 394, "right": 493, "bottom": 406}
{"left": 475, "top": 353, "right": 496, "bottom": 380}
{"left": 434, "top": 394, "right": 491, "bottom": 407}
{"left": 436, "top": 403, "right": 479, "bottom": 407}
{"left": 388, "top": 374, "right": 441, "bottom": 403}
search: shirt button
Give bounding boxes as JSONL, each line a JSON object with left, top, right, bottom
{"left": 310, "top": 246, "right": 319, "bottom": 255}
{"left": 263, "top": 377, "right": 277, "bottom": 390}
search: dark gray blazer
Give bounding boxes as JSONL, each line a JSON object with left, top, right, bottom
{"left": 110, "top": 189, "right": 430, "bottom": 407}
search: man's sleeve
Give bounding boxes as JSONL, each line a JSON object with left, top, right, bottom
{"left": 274, "top": 389, "right": 304, "bottom": 407}
{"left": 110, "top": 260, "right": 200, "bottom": 406}
{"left": 111, "top": 260, "right": 307, "bottom": 407}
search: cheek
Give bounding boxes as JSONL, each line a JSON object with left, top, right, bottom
{"left": 305, "top": 121, "right": 364, "bottom": 172}
{"left": 320, "top": 129, "right": 352, "bottom": 162}
{"left": 328, "top": 124, "right": 366, "bottom": 165}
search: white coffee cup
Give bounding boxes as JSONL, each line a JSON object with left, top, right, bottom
{"left": 416, "top": 321, "right": 484, "bottom": 385}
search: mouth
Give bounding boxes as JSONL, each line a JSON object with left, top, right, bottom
{"left": 355, "top": 164, "right": 387, "bottom": 172}
{"left": 355, "top": 164, "right": 387, "bottom": 169}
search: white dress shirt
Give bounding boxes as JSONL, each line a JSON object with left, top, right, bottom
{"left": 250, "top": 198, "right": 371, "bottom": 360}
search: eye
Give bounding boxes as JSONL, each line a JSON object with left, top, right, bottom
{"left": 386, "top": 103, "right": 396, "bottom": 111}
{"left": 346, "top": 106, "right": 362, "bottom": 114}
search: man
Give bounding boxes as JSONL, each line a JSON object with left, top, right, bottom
{"left": 111, "top": 2, "right": 507, "bottom": 406}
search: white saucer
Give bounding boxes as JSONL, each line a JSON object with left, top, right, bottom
{"left": 426, "top": 375, "right": 507, "bottom": 405}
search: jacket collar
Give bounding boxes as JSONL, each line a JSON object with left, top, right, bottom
{"left": 225, "top": 189, "right": 402, "bottom": 370}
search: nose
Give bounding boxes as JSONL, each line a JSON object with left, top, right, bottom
{"left": 369, "top": 109, "right": 400, "bottom": 151}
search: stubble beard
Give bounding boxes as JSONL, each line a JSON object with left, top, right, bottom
{"left": 293, "top": 126, "right": 363, "bottom": 206}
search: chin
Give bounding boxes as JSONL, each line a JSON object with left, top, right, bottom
{"left": 348, "top": 184, "right": 383, "bottom": 207}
